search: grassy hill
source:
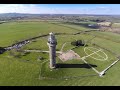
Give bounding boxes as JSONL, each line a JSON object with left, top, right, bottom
{"left": 0, "top": 21, "right": 120, "bottom": 86}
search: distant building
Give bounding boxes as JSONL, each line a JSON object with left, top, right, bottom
{"left": 88, "top": 24, "right": 100, "bottom": 29}
{"left": 97, "top": 22, "right": 111, "bottom": 27}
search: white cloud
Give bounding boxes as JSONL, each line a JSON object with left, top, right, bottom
{"left": 0, "top": 4, "right": 119, "bottom": 15}
{"left": 98, "top": 7, "right": 107, "bottom": 9}
{"left": 0, "top": 4, "right": 56, "bottom": 14}
{"left": 0, "top": 4, "right": 101, "bottom": 14}
{"left": 0, "top": 4, "right": 86, "bottom": 14}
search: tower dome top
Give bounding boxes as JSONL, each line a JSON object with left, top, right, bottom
{"left": 49, "top": 32, "right": 54, "bottom": 35}
{"left": 48, "top": 32, "right": 57, "bottom": 45}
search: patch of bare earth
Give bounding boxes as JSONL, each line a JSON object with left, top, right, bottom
{"left": 58, "top": 50, "right": 80, "bottom": 62}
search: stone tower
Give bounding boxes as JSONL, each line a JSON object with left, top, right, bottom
{"left": 47, "top": 32, "right": 57, "bottom": 69}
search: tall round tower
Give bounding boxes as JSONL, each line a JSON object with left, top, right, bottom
{"left": 47, "top": 32, "right": 57, "bottom": 69}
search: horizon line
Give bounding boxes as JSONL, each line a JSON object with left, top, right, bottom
{"left": 0, "top": 13, "right": 120, "bottom": 15}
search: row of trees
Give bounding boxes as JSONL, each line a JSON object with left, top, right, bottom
{"left": 0, "top": 13, "right": 117, "bottom": 22}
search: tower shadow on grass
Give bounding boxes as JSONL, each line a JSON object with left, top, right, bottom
{"left": 56, "top": 63, "right": 97, "bottom": 69}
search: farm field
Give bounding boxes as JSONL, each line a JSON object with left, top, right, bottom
{"left": 0, "top": 21, "right": 120, "bottom": 86}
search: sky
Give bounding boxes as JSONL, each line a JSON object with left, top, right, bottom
{"left": 0, "top": 4, "right": 120, "bottom": 15}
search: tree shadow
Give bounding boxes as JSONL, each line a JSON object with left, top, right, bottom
{"left": 0, "top": 47, "right": 6, "bottom": 54}
{"left": 56, "top": 63, "right": 97, "bottom": 69}
{"left": 22, "top": 52, "right": 31, "bottom": 56}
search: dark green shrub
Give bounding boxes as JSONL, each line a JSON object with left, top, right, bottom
{"left": 71, "top": 40, "right": 85, "bottom": 46}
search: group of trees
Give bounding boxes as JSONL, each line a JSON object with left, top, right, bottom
{"left": 71, "top": 40, "right": 85, "bottom": 46}
{"left": 0, "top": 13, "right": 120, "bottom": 23}
{"left": 0, "top": 47, "right": 6, "bottom": 54}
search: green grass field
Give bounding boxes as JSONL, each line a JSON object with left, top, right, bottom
{"left": 0, "top": 21, "right": 120, "bottom": 86}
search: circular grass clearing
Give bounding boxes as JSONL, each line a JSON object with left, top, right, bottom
{"left": 84, "top": 47, "right": 108, "bottom": 61}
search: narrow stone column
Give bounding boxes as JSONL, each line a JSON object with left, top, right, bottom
{"left": 47, "top": 32, "right": 57, "bottom": 69}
